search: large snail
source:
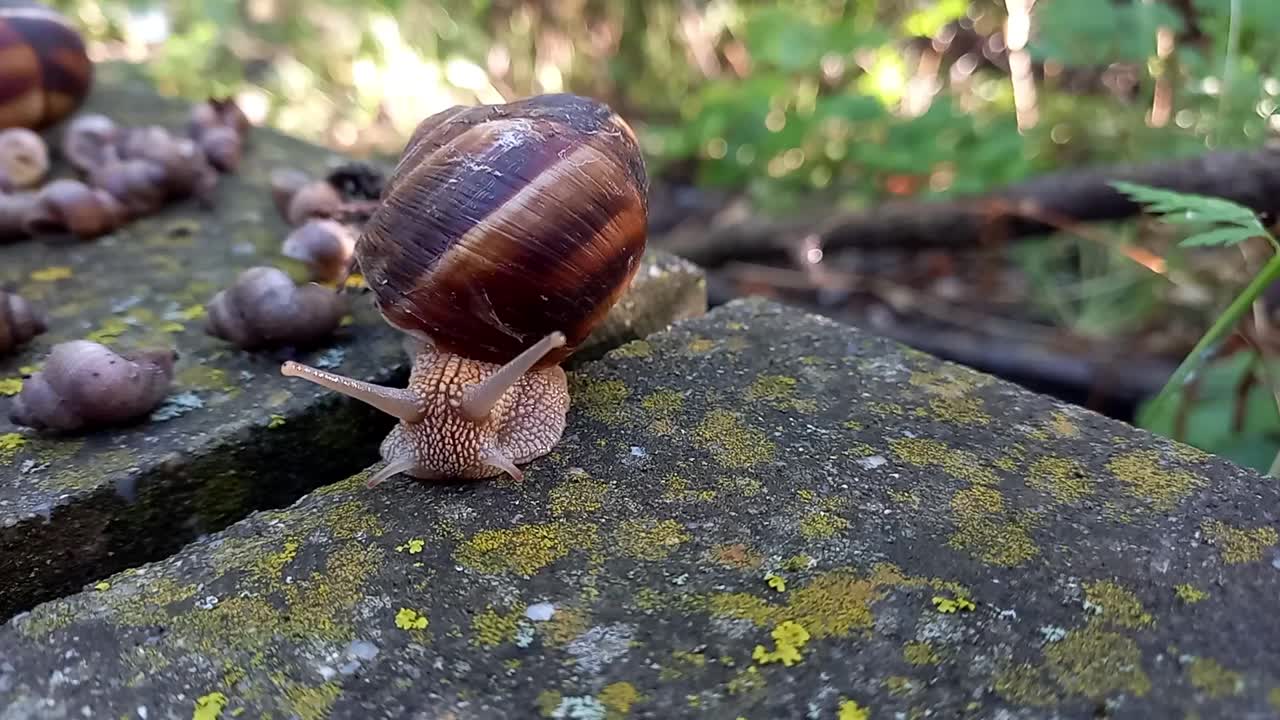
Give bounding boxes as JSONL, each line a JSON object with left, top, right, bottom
{"left": 0, "top": 2, "right": 93, "bottom": 131}
{"left": 280, "top": 93, "right": 648, "bottom": 487}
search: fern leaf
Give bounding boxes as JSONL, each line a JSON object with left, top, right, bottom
{"left": 1110, "top": 180, "right": 1269, "bottom": 247}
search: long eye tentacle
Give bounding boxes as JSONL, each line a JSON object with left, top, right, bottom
{"left": 281, "top": 361, "right": 424, "bottom": 422}
{"left": 459, "top": 331, "right": 565, "bottom": 422}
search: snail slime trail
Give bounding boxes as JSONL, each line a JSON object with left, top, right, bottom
{"left": 281, "top": 93, "right": 648, "bottom": 486}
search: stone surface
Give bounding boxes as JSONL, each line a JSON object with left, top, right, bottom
{"left": 2, "top": 297, "right": 1278, "bottom": 719}
{"left": 0, "top": 64, "right": 706, "bottom": 622}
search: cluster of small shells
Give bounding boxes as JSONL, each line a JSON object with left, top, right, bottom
{"left": 0, "top": 97, "right": 247, "bottom": 245}
{"left": 0, "top": 101, "right": 387, "bottom": 434}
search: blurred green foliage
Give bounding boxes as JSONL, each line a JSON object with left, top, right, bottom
{"left": 43, "top": 0, "right": 1280, "bottom": 208}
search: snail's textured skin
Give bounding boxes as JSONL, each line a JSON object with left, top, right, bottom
{"left": 380, "top": 346, "right": 568, "bottom": 480}
{"left": 8, "top": 340, "right": 175, "bottom": 431}
{"left": 356, "top": 93, "right": 649, "bottom": 369}
{"left": 0, "top": 2, "right": 92, "bottom": 130}
{"left": 0, "top": 289, "right": 44, "bottom": 354}
{"left": 206, "top": 265, "right": 347, "bottom": 350}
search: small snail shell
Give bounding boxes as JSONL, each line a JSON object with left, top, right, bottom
{"left": 87, "top": 157, "right": 168, "bottom": 217}
{"left": 281, "top": 218, "right": 355, "bottom": 283}
{"left": 9, "top": 340, "right": 176, "bottom": 432}
{"left": 0, "top": 127, "right": 46, "bottom": 188}
{"left": 114, "top": 125, "right": 218, "bottom": 203}
{"left": 270, "top": 167, "right": 311, "bottom": 220}
{"left": 196, "top": 124, "right": 242, "bottom": 173}
{"left": 188, "top": 97, "right": 249, "bottom": 172}
{"left": 0, "top": 3, "right": 93, "bottom": 130}
{"left": 284, "top": 179, "right": 342, "bottom": 226}
{"left": 0, "top": 190, "right": 37, "bottom": 241}
{"left": 0, "top": 289, "right": 45, "bottom": 354}
{"left": 24, "top": 178, "right": 126, "bottom": 239}
{"left": 62, "top": 112, "right": 119, "bottom": 174}
{"left": 280, "top": 93, "right": 648, "bottom": 486}
{"left": 205, "top": 265, "right": 347, "bottom": 350}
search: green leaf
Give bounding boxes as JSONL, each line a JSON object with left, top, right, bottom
{"left": 1109, "top": 180, "right": 1269, "bottom": 247}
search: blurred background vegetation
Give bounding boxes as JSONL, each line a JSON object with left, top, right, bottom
{"left": 44, "top": 0, "right": 1280, "bottom": 471}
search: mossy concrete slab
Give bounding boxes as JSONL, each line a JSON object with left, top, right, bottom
{"left": 0, "top": 66, "right": 706, "bottom": 622}
{"left": 3, "top": 297, "right": 1278, "bottom": 719}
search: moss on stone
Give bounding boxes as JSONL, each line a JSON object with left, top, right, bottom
{"left": 598, "top": 681, "right": 640, "bottom": 718}
{"left": 611, "top": 340, "right": 652, "bottom": 359}
{"left": 993, "top": 663, "right": 1058, "bottom": 707}
{"left": 1106, "top": 450, "right": 1205, "bottom": 511}
{"left": 889, "top": 438, "right": 1000, "bottom": 485}
{"left": 1201, "top": 519, "right": 1278, "bottom": 565}
{"left": 903, "top": 641, "right": 940, "bottom": 666}
{"left": 1083, "top": 580, "right": 1154, "bottom": 629}
{"left": 549, "top": 471, "right": 609, "bottom": 517}
{"left": 570, "top": 377, "right": 631, "bottom": 424}
{"left": 456, "top": 522, "right": 598, "bottom": 576}
{"left": 1044, "top": 625, "right": 1151, "bottom": 699}
{"left": 799, "top": 510, "right": 849, "bottom": 540}
{"left": 1026, "top": 456, "right": 1092, "bottom": 505}
{"left": 473, "top": 605, "right": 525, "bottom": 648}
{"left": 693, "top": 410, "right": 776, "bottom": 468}
{"left": 615, "top": 518, "right": 691, "bottom": 561}
{"left": 947, "top": 486, "right": 1040, "bottom": 567}
{"left": 1187, "top": 657, "right": 1243, "bottom": 698}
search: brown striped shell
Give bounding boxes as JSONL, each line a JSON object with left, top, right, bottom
{"left": 355, "top": 93, "right": 649, "bottom": 369}
{"left": 0, "top": 3, "right": 92, "bottom": 131}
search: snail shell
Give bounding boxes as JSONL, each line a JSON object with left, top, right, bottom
{"left": 205, "top": 265, "right": 347, "bottom": 350}
{"left": 9, "top": 340, "right": 176, "bottom": 431}
{"left": 0, "top": 126, "right": 46, "bottom": 188}
{"left": 24, "top": 177, "right": 126, "bottom": 239}
{"left": 0, "top": 289, "right": 45, "bottom": 354}
{"left": 0, "top": 2, "right": 93, "bottom": 130}
{"left": 62, "top": 112, "right": 118, "bottom": 173}
{"left": 0, "top": 189, "right": 37, "bottom": 241}
{"left": 270, "top": 167, "right": 311, "bottom": 220}
{"left": 281, "top": 218, "right": 356, "bottom": 283}
{"left": 356, "top": 92, "right": 649, "bottom": 368}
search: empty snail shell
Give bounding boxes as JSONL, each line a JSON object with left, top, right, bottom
{"left": 62, "top": 112, "right": 119, "bottom": 174}
{"left": 24, "top": 178, "right": 126, "bottom": 239}
{"left": 188, "top": 97, "right": 249, "bottom": 172}
{"left": 205, "top": 265, "right": 348, "bottom": 350}
{"left": 197, "top": 124, "right": 242, "bottom": 173}
{"left": 0, "top": 190, "right": 37, "bottom": 241}
{"left": 8, "top": 340, "right": 176, "bottom": 432}
{"left": 0, "top": 3, "right": 93, "bottom": 130}
{"left": 284, "top": 179, "right": 342, "bottom": 226}
{"left": 281, "top": 218, "right": 356, "bottom": 283}
{"left": 87, "top": 157, "right": 169, "bottom": 217}
{"left": 270, "top": 167, "right": 311, "bottom": 220}
{"left": 0, "top": 127, "right": 47, "bottom": 188}
{"left": 0, "top": 290, "right": 46, "bottom": 354}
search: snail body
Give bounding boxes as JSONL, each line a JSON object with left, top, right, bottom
{"left": 9, "top": 340, "right": 175, "bottom": 431}
{"left": 281, "top": 93, "right": 648, "bottom": 486}
{"left": 0, "top": 289, "right": 45, "bottom": 354}
{"left": 0, "top": 2, "right": 93, "bottom": 130}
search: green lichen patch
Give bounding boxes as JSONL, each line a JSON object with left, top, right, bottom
{"left": 889, "top": 438, "right": 1001, "bottom": 486}
{"left": 693, "top": 409, "right": 776, "bottom": 468}
{"left": 1106, "top": 449, "right": 1206, "bottom": 511}
{"left": 1044, "top": 625, "right": 1152, "bottom": 699}
{"left": 1201, "top": 519, "right": 1279, "bottom": 565}
{"left": 1083, "top": 580, "right": 1154, "bottom": 629}
{"left": 1187, "top": 657, "right": 1244, "bottom": 698}
{"left": 456, "top": 521, "right": 599, "bottom": 576}
{"left": 1026, "top": 456, "right": 1092, "bottom": 505}
{"left": 947, "top": 486, "right": 1040, "bottom": 567}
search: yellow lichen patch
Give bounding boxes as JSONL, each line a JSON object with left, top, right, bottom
{"left": 1026, "top": 456, "right": 1092, "bottom": 505}
{"left": 1083, "top": 580, "right": 1153, "bottom": 629}
{"left": 799, "top": 510, "right": 849, "bottom": 540}
{"left": 785, "top": 568, "right": 901, "bottom": 638}
{"left": 718, "top": 476, "right": 762, "bottom": 497}
{"left": 612, "top": 340, "right": 652, "bottom": 358}
{"left": 456, "top": 521, "right": 598, "bottom": 576}
{"left": 726, "top": 666, "right": 765, "bottom": 695}
{"left": 1106, "top": 450, "right": 1205, "bottom": 511}
{"left": 536, "top": 690, "right": 563, "bottom": 717}
{"left": 48, "top": 448, "right": 138, "bottom": 492}
{"left": 395, "top": 539, "right": 425, "bottom": 554}
{"left": 1174, "top": 584, "right": 1207, "bottom": 604}
{"left": 615, "top": 517, "right": 691, "bottom": 561}
{"left": 0, "top": 378, "right": 22, "bottom": 396}
{"left": 253, "top": 539, "right": 301, "bottom": 581}
{"left": 542, "top": 605, "right": 590, "bottom": 646}
{"left": 86, "top": 317, "right": 130, "bottom": 344}
{"left": 30, "top": 266, "right": 73, "bottom": 282}
{"left": 549, "top": 471, "right": 608, "bottom": 516}
{"left": 909, "top": 367, "right": 989, "bottom": 396}
{"left": 686, "top": 337, "right": 717, "bottom": 354}
{"left": 837, "top": 699, "right": 870, "bottom": 720}
{"left": 1187, "top": 657, "right": 1243, "bottom": 698}
{"left": 993, "top": 663, "right": 1058, "bottom": 707}
{"left": 568, "top": 376, "right": 630, "bottom": 424}
{"left": 1044, "top": 625, "right": 1151, "bottom": 699}
{"left": 947, "top": 486, "right": 1039, "bottom": 567}
{"left": 1201, "top": 519, "right": 1278, "bottom": 565}
{"left": 598, "top": 681, "right": 640, "bottom": 718}
{"left": 280, "top": 543, "right": 382, "bottom": 642}
{"left": 693, "top": 410, "right": 775, "bottom": 468}
{"left": 192, "top": 691, "right": 229, "bottom": 720}
{"left": 284, "top": 681, "right": 341, "bottom": 720}
{"left": 903, "top": 641, "right": 940, "bottom": 666}
{"left": 0, "top": 432, "right": 25, "bottom": 463}
{"left": 888, "top": 489, "right": 921, "bottom": 508}
{"left": 1047, "top": 410, "right": 1079, "bottom": 438}
{"left": 928, "top": 395, "right": 991, "bottom": 425}
{"left": 177, "top": 366, "right": 233, "bottom": 393}
{"left": 472, "top": 605, "right": 524, "bottom": 647}
{"left": 641, "top": 389, "right": 684, "bottom": 434}
{"left": 708, "top": 543, "right": 764, "bottom": 570}
{"left": 1269, "top": 687, "right": 1280, "bottom": 710}
{"left": 395, "top": 608, "right": 429, "bottom": 631}
{"left": 707, "top": 592, "right": 777, "bottom": 627}
{"left": 752, "top": 620, "right": 810, "bottom": 666}
{"left": 889, "top": 437, "right": 1000, "bottom": 485}
{"left": 869, "top": 401, "right": 904, "bottom": 416}
{"left": 745, "top": 374, "right": 817, "bottom": 413}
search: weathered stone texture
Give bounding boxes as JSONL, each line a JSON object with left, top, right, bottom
{"left": 1, "top": 297, "right": 1277, "bottom": 719}
{"left": 0, "top": 65, "right": 705, "bottom": 623}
